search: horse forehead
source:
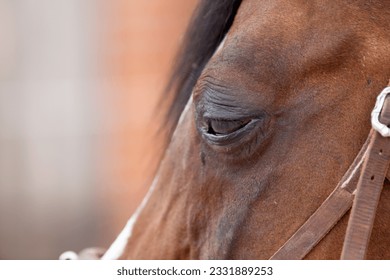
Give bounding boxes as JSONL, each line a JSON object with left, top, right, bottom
{"left": 229, "top": 1, "right": 357, "bottom": 51}
{"left": 205, "top": 1, "right": 368, "bottom": 84}
{"left": 234, "top": 0, "right": 309, "bottom": 30}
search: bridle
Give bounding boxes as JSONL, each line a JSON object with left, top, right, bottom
{"left": 61, "top": 83, "right": 390, "bottom": 261}
{"left": 271, "top": 82, "right": 390, "bottom": 260}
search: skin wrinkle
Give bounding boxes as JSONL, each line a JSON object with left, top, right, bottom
{"left": 201, "top": 89, "right": 266, "bottom": 120}
{"left": 118, "top": 0, "right": 390, "bottom": 259}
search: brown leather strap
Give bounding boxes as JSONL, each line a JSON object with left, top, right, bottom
{"left": 270, "top": 133, "right": 372, "bottom": 260}
{"left": 341, "top": 96, "right": 390, "bottom": 259}
{"left": 271, "top": 83, "right": 390, "bottom": 260}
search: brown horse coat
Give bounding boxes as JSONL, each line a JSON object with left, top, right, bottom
{"left": 105, "top": 0, "right": 390, "bottom": 260}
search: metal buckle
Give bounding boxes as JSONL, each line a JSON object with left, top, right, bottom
{"left": 371, "top": 86, "right": 390, "bottom": 137}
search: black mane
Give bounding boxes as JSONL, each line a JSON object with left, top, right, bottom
{"left": 163, "top": 0, "right": 242, "bottom": 133}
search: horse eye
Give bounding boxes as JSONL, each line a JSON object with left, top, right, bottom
{"left": 207, "top": 119, "right": 251, "bottom": 135}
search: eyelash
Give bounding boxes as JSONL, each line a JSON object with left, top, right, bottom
{"left": 206, "top": 118, "right": 252, "bottom": 136}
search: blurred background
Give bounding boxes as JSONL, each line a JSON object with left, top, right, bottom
{"left": 0, "top": 0, "right": 197, "bottom": 259}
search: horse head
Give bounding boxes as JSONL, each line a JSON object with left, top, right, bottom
{"left": 101, "top": 0, "right": 390, "bottom": 260}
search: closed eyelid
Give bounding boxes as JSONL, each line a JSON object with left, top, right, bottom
{"left": 195, "top": 81, "right": 262, "bottom": 117}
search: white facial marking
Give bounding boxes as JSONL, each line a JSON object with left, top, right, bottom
{"left": 101, "top": 175, "right": 159, "bottom": 260}
{"left": 102, "top": 97, "right": 194, "bottom": 260}
{"left": 214, "top": 35, "right": 227, "bottom": 56}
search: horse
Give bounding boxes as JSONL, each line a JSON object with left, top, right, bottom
{"left": 62, "top": 0, "right": 390, "bottom": 260}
